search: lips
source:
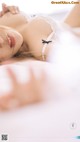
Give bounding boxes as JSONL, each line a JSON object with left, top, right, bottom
{"left": 7, "top": 34, "right": 15, "bottom": 48}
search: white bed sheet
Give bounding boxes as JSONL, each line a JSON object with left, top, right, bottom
{"left": 0, "top": 61, "right": 80, "bottom": 142}
{"left": 0, "top": 27, "right": 80, "bottom": 142}
{"left": 0, "top": 95, "right": 80, "bottom": 142}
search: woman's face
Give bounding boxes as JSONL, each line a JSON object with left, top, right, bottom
{"left": 0, "top": 25, "right": 23, "bottom": 61}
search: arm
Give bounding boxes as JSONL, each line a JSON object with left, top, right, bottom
{"left": 64, "top": 3, "right": 80, "bottom": 27}
{"left": 0, "top": 3, "right": 29, "bottom": 29}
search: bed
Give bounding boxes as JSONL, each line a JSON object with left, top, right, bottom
{"left": 0, "top": 27, "right": 80, "bottom": 142}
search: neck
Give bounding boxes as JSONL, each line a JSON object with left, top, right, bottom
{"left": 14, "top": 20, "right": 30, "bottom": 54}
{"left": 19, "top": 42, "right": 29, "bottom": 54}
{"left": 16, "top": 23, "right": 27, "bottom": 42}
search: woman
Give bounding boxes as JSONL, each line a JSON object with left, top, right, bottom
{"left": 0, "top": 3, "right": 79, "bottom": 62}
{"left": 0, "top": 2, "right": 80, "bottom": 110}
{"left": 0, "top": 3, "right": 54, "bottom": 62}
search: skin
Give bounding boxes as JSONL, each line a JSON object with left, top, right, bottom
{"left": 0, "top": 3, "right": 80, "bottom": 62}
{"left": 0, "top": 3, "right": 53, "bottom": 61}
{"left": 0, "top": 60, "right": 53, "bottom": 111}
{"left": 0, "top": 25, "right": 23, "bottom": 61}
{"left": 0, "top": 14, "right": 52, "bottom": 60}
{"left": 64, "top": 2, "right": 80, "bottom": 27}
{"left": 0, "top": 66, "right": 46, "bottom": 110}
{"left": 0, "top": 3, "right": 80, "bottom": 110}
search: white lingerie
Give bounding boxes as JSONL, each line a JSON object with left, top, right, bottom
{"left": 30, "top": 15, "right": 71, "bottom": 61}
{"left": 32, "top": 15, "right": 58, "bottom": 61}
{"left": 40, "top": 15, "right": 78, "bottom": 61}
{"left": 23, "top": 13, "right": 77, "bottom": 61}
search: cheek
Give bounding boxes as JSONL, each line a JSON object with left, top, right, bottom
{"left": 13, "top": 37, "right": 23, "bottom": 54}
{"left": 0, "top": 46, "right": 13, "bottom": 60}
{"left": 17, "top": 36, "right": 23, "bottom": 47}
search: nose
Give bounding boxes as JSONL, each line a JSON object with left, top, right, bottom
{"left": 0, "top": 36, "right": 4, "bottom": 44}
